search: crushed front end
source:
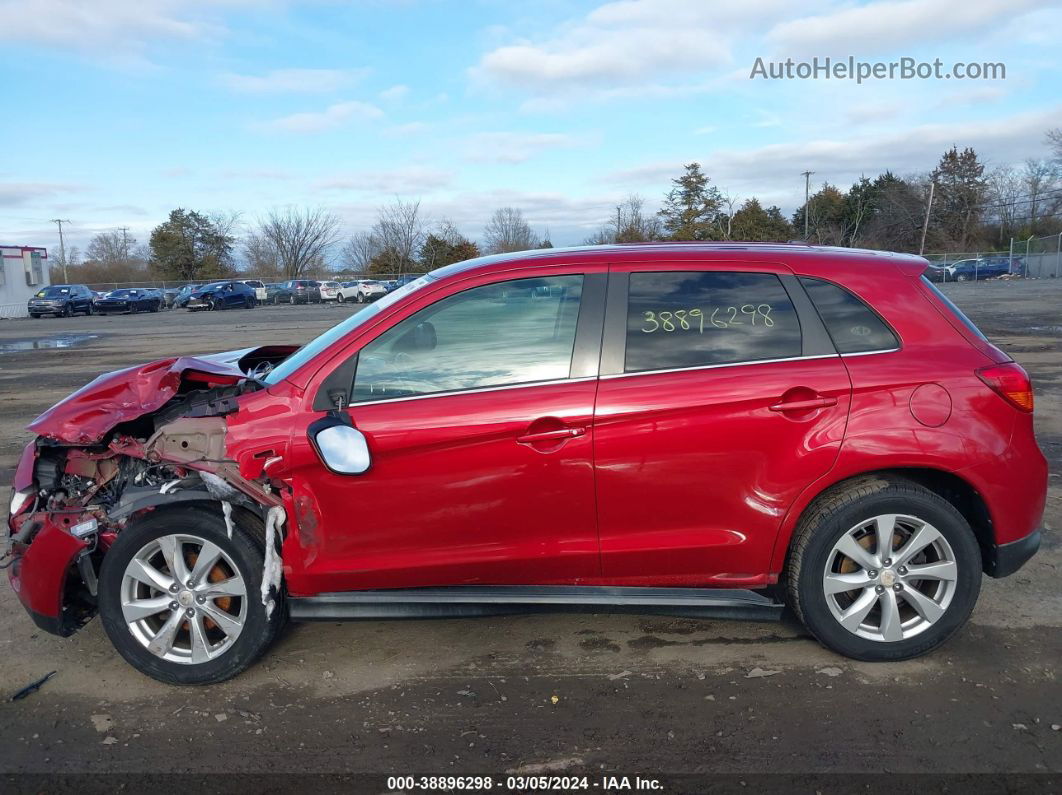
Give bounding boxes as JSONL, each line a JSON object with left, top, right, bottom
{"left": 4, "top": 346, "right": 297, "bottom": 636}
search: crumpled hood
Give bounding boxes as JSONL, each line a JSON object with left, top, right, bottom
{"left": 27, "top": 347, "right": 265, "bottom": 445}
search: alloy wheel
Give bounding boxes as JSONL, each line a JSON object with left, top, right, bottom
{"left": 119, "top": 533, "right": 247, "bottom": 664}
{"left": 822, "top": 514, "right": 958, "bottom": 643}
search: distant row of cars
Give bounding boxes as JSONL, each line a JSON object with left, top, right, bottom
{"left": 27, "top": 276, "right": 410, "bottom": 318}
{"left": 28, "top": 285, "right": 166, "bottom": 317}
{"left": 260, "top": 278, "right": 400, "bottom": 304}
{"left": 925, "top": 256, "right": 1024, "bottom": 282}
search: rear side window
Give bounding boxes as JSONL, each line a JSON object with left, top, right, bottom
{"left": 624, "top": 271, "right": 801, "bottom": 373}
{"left": 919, "top": 275, "right": 988, "bottom": 341}
{"left": 800, "top": 277, "right": 899, "bottom": 354}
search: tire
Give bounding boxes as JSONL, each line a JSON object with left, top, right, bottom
{"left": 288, "top": 294, "right": 296, "bottom": 305}
{"left": 151, "top": 302, "right": 160, "bottom": 313}
{"left": 85, "top": 303, "right": 94, "bottom": 316}
{"left": 337, "top": 293, "right": 345, "bottom": 304}
{"left": 98, "top": 504, "right": 284, "bottom": 685}
{"left": 210, "top": 299, "right": 221, "bottom": 312}
{"left": 956, "top": 274, "right": 969, "bottom": 282}
{"left": 61, "top": 303, "right": 72, "bottom": 318}
{"left": 29, "top": 313, "right": 40, "bottom": 319}
{"left": 785, "top": 475, "right": 981, "bottom": 662}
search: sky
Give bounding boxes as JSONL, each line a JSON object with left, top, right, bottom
{"left": 2, "top": 0, "right": 1062, "bottom": 259}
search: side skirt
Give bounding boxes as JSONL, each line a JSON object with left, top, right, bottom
{"left": 288, "top": 585, "right": 783, "bottom": 622}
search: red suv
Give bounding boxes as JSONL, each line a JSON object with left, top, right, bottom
{"left": 6, "top": 244, "right": 1046, "bottom": 684}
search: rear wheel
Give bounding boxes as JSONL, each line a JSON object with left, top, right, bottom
{"left": 288, "top": 294, "right": 296, "bottom": 305}
{"left": 85, "top": 303, "right": 94, "bottom": 316}
{"left": 337, "top": 293, "right": 345, "bottom": 304}
{"left": 98, "top": 505, "right": 284, "bottom": 685}
{"left": 786, "top": 476, "right": 981, "bottom": 661}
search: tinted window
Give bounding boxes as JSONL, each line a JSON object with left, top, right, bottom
{"left": 352, "top": 275, "right": 583, "bottom": 402}
{"left": 800, "top": 277, "right": 898, "bottom": 354}
{"left": 919, "top": 276, "right": 988, "bottom": 341}
{"left": 624, "top": 271, "right": 801, "bottom": 372}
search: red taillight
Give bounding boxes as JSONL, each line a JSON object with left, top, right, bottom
{"left": 977, "top": 362, "right": 1034, "bottom": 412}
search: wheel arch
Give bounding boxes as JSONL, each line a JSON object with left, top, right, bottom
{"left": 772, "top": 467, "right": 994, "bottom": 580}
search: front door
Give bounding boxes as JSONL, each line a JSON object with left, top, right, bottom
{"left": 288, "top": 271, "right": 606, "bottom": 593}
{"left": 592, "top": 265, "right": 852, "bottom": 587}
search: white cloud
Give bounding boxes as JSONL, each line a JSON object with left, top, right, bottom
{"left": 0, "top": 181, "right": 86, "bottom": 207}
{"left": 312, "top": 167, "right": 454, "bottom": 194}
{"left": 473, "top": 0, "right": 789, "bottom": 95}
{"left": 257, "top": 100, "right": 384, "bottom": 134}
{"left": 0, "top": 0, "right": 232, "bottom": 58}
{"left": 379, "top": 84, "right": 410, "bottom": 102}
{"left": 603, "top": 105, "right": 1062, "bottom": 210}
{"left": 767, "top": 0, "right": 1049, "bottom": 56}
{"left": 219, "top": 68, "right": 364, "bottom": 94}
{"left": 462, "top": 132, "right": 582, "bottom": 163}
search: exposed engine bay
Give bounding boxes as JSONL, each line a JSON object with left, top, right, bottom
{"left": 6, "top": 345, "right": 297, "bottom": 635}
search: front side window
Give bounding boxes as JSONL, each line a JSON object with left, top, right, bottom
{"left": 800, "top": 277, "right": 899, "bottom": 354}
{"left": 351, "top": 274, "right": 584, "bottom": 402}
{"left": 624, "top": 271, "right": 801, "bottom": 373}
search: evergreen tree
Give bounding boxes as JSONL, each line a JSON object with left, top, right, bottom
{"left": 658, "top": 163, "right": 723, "bottom": 240}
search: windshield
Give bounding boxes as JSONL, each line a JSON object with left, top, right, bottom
{"left": 36, "top": 286, "right": 72, "bottom": 297}
{"left": 107, "top": 289, "right": 137, "bottom": 298}
{"left": 263, "top": 273, "right": 437, "bottom": 385}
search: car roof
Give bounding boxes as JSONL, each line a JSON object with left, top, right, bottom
{"left": 427, "top": 242, "right": 929, "bottom": 282}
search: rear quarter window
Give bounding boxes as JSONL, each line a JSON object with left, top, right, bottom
{"left": 624, "top": 271, "right": 802, "bottom": 373}
{"left": 799, "top": 277, "right": 899, "bottom": 354}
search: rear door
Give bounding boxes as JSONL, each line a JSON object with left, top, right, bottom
{"left": 592, "top": 262, "right": 851, "bottom": 586}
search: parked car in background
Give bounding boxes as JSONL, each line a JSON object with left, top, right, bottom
{"left": 161, "top": 288, "right": 180, "bottom": 308}
{"left": 278, "top": 279, "right": 321, "bottom": 304}
{"left": 339, "top": 279, "right": 387, "bottom": 303}
{"left": 7, "top": 243, "right": 1046, "bottom": 684}
{"left": 240, "top": 280, "right": 269, "bottom": 302}
{"left": 318, "top": 280, "right": 342, "bottom": 302}
{"left": 951, "top": 258, "right": 1010, "bottom": 282}
{"left": 93, "top": 288, "right": 162, "bottom": 314}
{"left": 27, "top": 284, "right": 96, "bottom": 318}
{"left": 173, "top": 285, "right": 196, "bottom": 308}
{"left": 264, "top": 283, "right": 291, "bottom": 304}
{"left": 186, "top": 281, "right": 257, "bottom": 311}
{"left": 924, "top": 265, "right": 952, "bottom": 283}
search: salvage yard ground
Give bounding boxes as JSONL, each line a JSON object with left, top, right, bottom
{"left": 0, "top": 284, "right": 1060, "bottom": 780}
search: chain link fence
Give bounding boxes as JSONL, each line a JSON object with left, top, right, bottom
{"left": 924, "top": 234, "right": 1062, "bottom": 282}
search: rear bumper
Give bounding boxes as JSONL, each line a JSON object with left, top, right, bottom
{"left": 984, "top": 528, "right": 1041, "bottom": 578}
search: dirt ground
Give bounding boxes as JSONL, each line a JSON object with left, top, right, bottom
{"left": 0, "top": 284, "right": 1059, "bottom": 787}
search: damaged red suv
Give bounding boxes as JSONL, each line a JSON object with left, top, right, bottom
{"left": 6, "top": 244, "right": 1046, "bottom": 684}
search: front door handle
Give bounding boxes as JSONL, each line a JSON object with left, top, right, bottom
{"left": 516, "top": 427, "right": 587, "bottom": 444}
{"left": 768, "top": 396, "right": 838, "bottom": 412}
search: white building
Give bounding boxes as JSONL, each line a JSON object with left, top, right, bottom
{"left": 0, "top": 245, "right": 51, "bottom": 318}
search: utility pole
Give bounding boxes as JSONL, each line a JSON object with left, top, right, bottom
{"left": 918, "top": 182, "right": 935, "bottom": 256}
{"left": 50, "top": 218, "right": 72, "bottom": 282}
{"left": 801, "top": 171, "right": 814, "bottom": 239}
{"left": 118, "top": 226, "right": 130, "bottom": 260}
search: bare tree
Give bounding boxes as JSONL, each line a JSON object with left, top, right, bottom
{"left": 483, "top": 207, "right": 539, "bottom": 254}
{"left": 243, "top": 232, "right": 280, "bottom": 277}
{"left": 370, "top": 198, "right": 426, "bottom": 272}
{"left": 1021, "top": 158, "right": 1061, "bottom": 232}
{"left": 341, "top": 231, "right": 382, "bottom": 273}
{"left": 257, "top": 207, "right": 342, "bottom": 280}
{"left": 585, "top": 195, "right": 662, "bottom": 244}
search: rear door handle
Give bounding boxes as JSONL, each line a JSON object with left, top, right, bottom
{"left": 769, "top": 396, "right": 837, "bottom": 412}
{"left": 516, "top": 427, "right": 587, "bottom": 444}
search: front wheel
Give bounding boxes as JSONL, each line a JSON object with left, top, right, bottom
{"left": 98, "top": 504, "right": 284, "bottom": 685}
{"left": 786, "top": 476, "right": 981, "bottom": 661}
{"left": 337, "top": 293, "right": 345, "bottom": 304}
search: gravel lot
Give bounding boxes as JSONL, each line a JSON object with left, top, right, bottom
{"left": 0, "top": 285, "right": 1059, "bottom": 786}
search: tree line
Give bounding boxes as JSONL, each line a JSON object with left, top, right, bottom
{"left": 51, "top": 127, "right": 1062, "bottom": 286}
